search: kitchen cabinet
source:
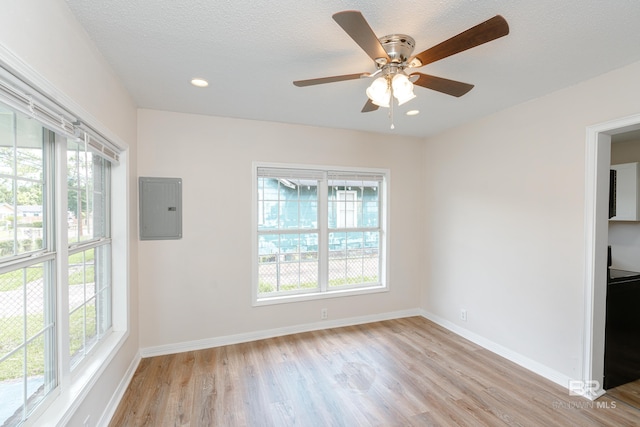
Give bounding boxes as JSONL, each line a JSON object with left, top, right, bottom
{"left": 603, "top": 276, "right": 640, "bottom": 390}
{"left": 610, "top": 162, "right": 640, "bottom": 221}
{"left": 604, "top": 273, "right": 640, "bottom": 389}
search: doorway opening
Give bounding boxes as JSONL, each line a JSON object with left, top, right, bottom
{"left": 583, "top": 113, "right": 640, "bottom": 402}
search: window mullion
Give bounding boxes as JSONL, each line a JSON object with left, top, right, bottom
{"left": 318, "top": 173, "right": 328, "bottom": 291}
{"left": 43, "top": 129, "right": 58, "bottom": 395}
{"left": 54, "top": 137, "right": 71, "bottom": 385}
{"left": 21, "top": 267, "right": 27, "bottom": 419}
{"left": 11, "top": 113, "right": 17, "bottom": 256}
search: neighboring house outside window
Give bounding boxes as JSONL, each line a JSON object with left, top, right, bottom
{"left": 335, "top": 190, "right": 358, "bottom": 228}
{"left": 254, "top": 164, "right": 388, "bottom": 304}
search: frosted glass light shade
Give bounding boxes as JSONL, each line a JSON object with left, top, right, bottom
{"left": 366, "top": 77, "right": 391, "bottom": 107}
{"left": 395, "top": 91, "right": 416, "bottom": 106}
{"left": 391, "top": 73, "right": 416, "bottom": 106}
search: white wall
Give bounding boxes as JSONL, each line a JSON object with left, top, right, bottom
{"left": 0, "top": 1, "right": 138, "bottom": 425}
{"left": 610, "top": 139, "right": 640, "bottom": 271}
{"left": 422, "top": 59, "right": 640, "bottom": 382}
{"left": 137, "top": 110, "right": 425, "bottom": 349}
{"left": 4, "top": 1, "right": 639, "bottom": 420}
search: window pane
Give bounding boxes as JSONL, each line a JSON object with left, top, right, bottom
{"left": 67, "top": 144, "right": 107, "bottom": 243}
{"left": 69, "top": 244, "right": 111, "bottom": 369}
{"left": 25, "top": 334, "right": 49, "bottom": 414}
{"left": 257, "top": 178, "right": 278, "bottom": 230}
{"left": 15, "top": 115, "right": 44, "bottom": 181}
{"left": 328, "top": 179, "right": 379, "bottom": 229}
{"left": 16, "top": 181, "right": 44, "bottom": 253}
{"left": 257, "top": 232, "right": 319, "bottom": 295}
{"left": 69, "top": 249, "right": 95, "bottom": 367}
{"left": 0, "top": 109, "right": 46, "bottom": 260}
{"left": 95, "top": 244, "right": 112, "bottom": 336}
{"left": 0, "top": 349, "right": 24, "bottom": 424}
{"left": 278, "top": 200, "right": 292, "bottom": 229}
{"left": 91, "top": 156, "right": 107, "bottom": 237}
{"left": 258, "top": 177, "right": 318, "bottom": 231}
{"left": 0, "top": 178, "right": 15, "bottom": 257}
{"left": 329, "top": 231, "right": 379, "bottom": 288}
{"left": 299, "top": 181, "right": 317, "bottom": 229}
{"left": 0, "top": 262, "right": 56, "bottom": 426}
{"left": 0, "top": 108, "right": 14, "bottom": 175}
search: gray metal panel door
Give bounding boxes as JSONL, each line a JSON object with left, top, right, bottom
{"left": 139, "top": 177, "right": 182, "bottom": 240}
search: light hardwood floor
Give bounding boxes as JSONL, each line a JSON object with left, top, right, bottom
{"left": 109, "top": 317, "right": 640, "bottom": 426}
{"left": 608, "top": 379, "right": 640, "bottom": 411}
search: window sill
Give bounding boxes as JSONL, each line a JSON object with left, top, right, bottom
{"left": 26, "top": 330, "right": 128, "bottom": 427}
{"left": 254, "top": 284, "right": 388, "bottom": 306}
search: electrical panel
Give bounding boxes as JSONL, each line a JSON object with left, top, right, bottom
{"left": 139, "top": 177, "right": 182, "bottom": 240}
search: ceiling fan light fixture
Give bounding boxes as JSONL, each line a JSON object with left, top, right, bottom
{"left": 391, "top": 73, "right": 416, "bottom": 105}
{"left": 366, "top": 76, "right": 391, "bottom": 107}
{"left": 395, "top": 91, "right": 416, "bottom": 106}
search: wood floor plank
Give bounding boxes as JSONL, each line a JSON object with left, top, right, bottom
{"left": 608, "top": 378, "right": 640, "bottom": 409}
{"left": 161, "top": 351, "right": 195, "bottom": 426}
{"left": 109, "top": 317, "right": 640, "bottom": 426}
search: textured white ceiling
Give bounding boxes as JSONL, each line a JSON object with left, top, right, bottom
{"left": 64, "top": 0, "right": 640, "bottom": 138}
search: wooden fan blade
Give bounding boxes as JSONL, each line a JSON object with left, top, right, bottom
{"left": 333, "top": 11, "right": 390, "bottom": 63}
{"left": 293, "top": 73, "right": 369, "bottom": 87}
{"left": 361, "top": 99, "right": 379, "bottom": 113}
{"left": 409, "top": 15, "right": 509, "bottom": 68}
{"left": 411, "top": 73, "right": 474, "bottom": 97}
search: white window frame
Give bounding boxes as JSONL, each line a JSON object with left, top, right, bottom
{"left": 0, "top": 55, "right": 130, "bottom": 426}
{"left": 65, "top": 140, "right": 113, "bottom": 371}
{"left": 0, "top": 115, "right": 57, "bottom": 426}
{"left": 252, "top": 162, "right": 389, "bottom": 306}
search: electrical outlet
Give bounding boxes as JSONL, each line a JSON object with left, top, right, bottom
{"left": 321, "top": 308, "right": 328, "bottom": 320}
{"left": 460, "top": 309, "right": 467, "bottom": 322}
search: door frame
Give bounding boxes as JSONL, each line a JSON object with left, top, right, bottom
{"left": 583, "top": 113, "right": 640, "bottom": 399}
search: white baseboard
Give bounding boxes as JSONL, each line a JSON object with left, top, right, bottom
{"left": 97, "top": 351, "right": 141, "bottom": 427}
{"left": 419, "top": 309, "right": 572, "bottom": 391}
{"left": 140, "top": 308, "right": 422, "bottom": 357}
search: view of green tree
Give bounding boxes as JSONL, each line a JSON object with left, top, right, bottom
{"left": 0, "top": 147, "right": 44, "bottom": 205}
{"left": 16, "top": 183, "right": 43, "bottom": 206}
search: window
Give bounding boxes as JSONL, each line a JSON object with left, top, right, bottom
{"left": 67, "top": 141, "right": 112, "bottom": 369}
{"left": 254, "top": 165, "right": 387, "bottom": 303}
{"left": 0, "top": 73, "right": 119, "bottom": 424}
{"left": 0, "top": 107, "right": 56, "bottom": 424}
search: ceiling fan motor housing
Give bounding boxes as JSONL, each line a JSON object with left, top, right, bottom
{"left": 378, "top": 34, "right": 416, "bottom": 65}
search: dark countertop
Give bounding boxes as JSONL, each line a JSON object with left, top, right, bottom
{"left": 609, "top": 268, "right": 640, "bottom": 284}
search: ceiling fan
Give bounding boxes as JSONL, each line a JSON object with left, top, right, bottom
{"left": 293, "top": 11, "right": 509, "bottom": 114}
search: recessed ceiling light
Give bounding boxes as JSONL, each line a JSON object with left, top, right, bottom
{"left": 406, "top": 110, "right": 420, "bottom": 116}
{"left": 190, "top": 78, "right": 209, "bottom": 88}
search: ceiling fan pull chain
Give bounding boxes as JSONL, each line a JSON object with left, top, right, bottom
{"left": 390, "top": 85, "right": 395, "bottom": 130}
